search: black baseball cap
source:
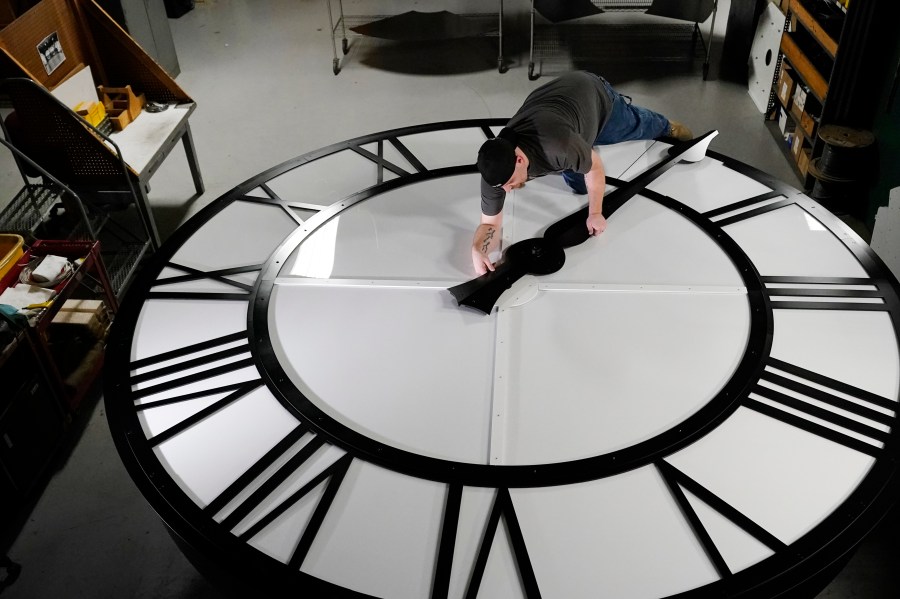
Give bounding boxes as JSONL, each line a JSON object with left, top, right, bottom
{"left": 477, "top": 136, "right": 517, "bottom": 187}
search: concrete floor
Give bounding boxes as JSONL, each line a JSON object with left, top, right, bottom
{"left": 1, "top": 0, "right": 898, "bottom": 597}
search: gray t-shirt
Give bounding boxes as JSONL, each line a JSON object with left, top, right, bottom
{"left": 481, "top": 71, "right": 614, "bottom": 216}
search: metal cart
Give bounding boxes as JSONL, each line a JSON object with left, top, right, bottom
{"left": 528, "top": 0, "right": 719, "bottom": 81}
{"left": 0, "top": 81, "right": 154, "bottom": 299}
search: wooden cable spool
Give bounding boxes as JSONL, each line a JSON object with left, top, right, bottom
{"left": 815, "top": 124, "right": 875, "bottom": 180}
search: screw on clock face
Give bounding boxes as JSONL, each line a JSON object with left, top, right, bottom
{"left": 449, "top": 130, "right": 720, "bottom": 314}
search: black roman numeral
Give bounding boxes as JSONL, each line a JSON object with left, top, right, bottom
{"left": 129, "top": 331, "right": 261, "bottom": 446}
{"left": 746, "top": 358, "right": 895, "bottom": 457}
{"left": 144, "top": 380, "right": 263, "bottom": 447}
{"left": 658, "top": 460, "right": 786, "bottom": 577}
{"left": 432, "top": 486, "right": 541, "bottom": 599}
{"left": 762, "top": 276, "right": 887, "bottom": 311}
{"left": 350, "top": 140, "right": 413, "bottom": 181}
{"left": 244, "top": 453, "right": 352, "bottom": 569}
{"left": 149, "top": 263, "right": 262, "bottom": 300}
{"left": 130, "top": 331, "right": 257, "bottom": 402}
{"left": 241, "top": 186, "right": 324, "bottom": 222}
{"left": 202, "top": 424, "right": 352, "bottom": 568}
{"left": 703, "top": 191, "right": 795, "bottom": 227}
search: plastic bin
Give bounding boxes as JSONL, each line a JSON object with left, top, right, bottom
{"left": 0, "top": 234, "right": 24, "bottom": 282}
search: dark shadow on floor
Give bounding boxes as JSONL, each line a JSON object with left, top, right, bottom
{"left": 530, "top": 22, "right": 709, "bottom": 84}
{"left": 353, "top": 37, "right": 509, "bottom": 75}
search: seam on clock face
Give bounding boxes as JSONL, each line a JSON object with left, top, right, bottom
{"left": 246, "top": 153, "right": 774, "bottom": 489}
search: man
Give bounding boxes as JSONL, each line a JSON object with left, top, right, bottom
{"left": 472, "top": 71, "right": 692, "bottom": 274}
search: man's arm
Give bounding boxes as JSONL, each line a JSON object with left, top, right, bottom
{"left": 472, "top": 211, "right": 502, "bottom": 275}
{"left": 584, "top": 149, "right": 607, "bottom": 236}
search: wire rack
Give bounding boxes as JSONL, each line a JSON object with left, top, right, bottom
{"left": 0, "top": 184, "right": 60, "bottom": 234}
{"left": 101, "top": 241, "right": 149, "bottom": 296}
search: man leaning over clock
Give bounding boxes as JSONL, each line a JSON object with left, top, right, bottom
{"left": 473, "top": 70, "right": 693, "bottom": 275}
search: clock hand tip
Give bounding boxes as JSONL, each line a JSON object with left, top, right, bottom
{"left": 669, "top": 129, "right": 719, "bottom": 163}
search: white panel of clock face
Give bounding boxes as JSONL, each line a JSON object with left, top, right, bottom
{"left": 170, "top": 200, "right": 298, "bottom": 270}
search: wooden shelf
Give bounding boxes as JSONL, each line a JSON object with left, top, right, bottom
{"left": 790, "top": 0, "right": 839, "bottom": 57}
{"left": 780, "top": 33, "right": 828, "bottom": 102}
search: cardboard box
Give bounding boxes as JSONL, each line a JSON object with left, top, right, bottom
{"left": 0, "top": 234, "right": 24, "bottom": 283}
{"left": 792, "top": 134, "right": 804, "bottom": 160}
{"left": 777, "top": 66, "right": 795, "bottom": 108}
{"left": 799, "top": 109, "right": 817, "bottom": 138}
{"left": 784, "top": 132, "right": 796, "bottom": 153}
{"left": 777, "top": 107, "right": 790, "bottom": 134}
{"left": 51, "top": 299, "right": 110, "bottom": 340}
{"left": 59, "top": 299, "right": 110, "bottom": 325}
{"left": 793, "top": 84, "right": 808, "bottom": 113}
{"left": 51, "top": 309, "right": 107, "bottom": 340}
{"left": 798, "top": 148, "right": 811, "bottom": 177}
{"left": 62, "top": 298, "right": 105, "bottom": 313}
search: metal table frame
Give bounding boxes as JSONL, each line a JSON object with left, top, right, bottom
{"left": 528, "top": 0, "right": 719, "bottom": 80}
{"left": 326, "top": 0, "right": 507, "bottom": 75}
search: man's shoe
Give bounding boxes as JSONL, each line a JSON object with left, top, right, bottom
{"left": 669, "top": 120, "right": 693, "bottom": 141}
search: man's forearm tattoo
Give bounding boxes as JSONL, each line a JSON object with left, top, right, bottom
{"left": 481, "top": 227, "right": 496, "bottom": 253}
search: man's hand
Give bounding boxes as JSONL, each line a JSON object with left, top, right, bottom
{"left": 472, "top": 223, "right": 500, "bottom": 275}
{"left": 586, "top": 212, "right": 607, "bottom": 236}
{"left": 584, "top": 149, "right": 607, "bottom": 237}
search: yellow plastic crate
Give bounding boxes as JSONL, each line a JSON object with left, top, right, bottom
{"left": 0, "top": 234, "right": 25, "bottom": 282}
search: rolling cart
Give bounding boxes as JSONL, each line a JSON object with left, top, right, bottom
{"left": 326, "top": 0, "right": 507, "bottom": 75}
{"left": 527, "top": 0, "right": 719, "bottom": 81}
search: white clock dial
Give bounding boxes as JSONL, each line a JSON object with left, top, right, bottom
{"left": 106, "top": 120, "right": 900, "bottom": 599}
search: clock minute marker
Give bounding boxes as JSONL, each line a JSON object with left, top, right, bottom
{"left": 703, "top": 191, "right": 797, "bottom": 227}
{"left": 449, "top": 130, "right": 719, "bottom": 315}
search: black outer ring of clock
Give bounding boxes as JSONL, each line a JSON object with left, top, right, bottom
{"left": 104, "top": 120, "right": 900, "bottom": 599}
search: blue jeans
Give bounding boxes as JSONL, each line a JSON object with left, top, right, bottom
{"left": 562, "top": 79, "right": 670, "bottom": 194}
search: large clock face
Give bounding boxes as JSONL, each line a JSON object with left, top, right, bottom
{"left": 106, "top": 120, "right": 900, "bottom": 599}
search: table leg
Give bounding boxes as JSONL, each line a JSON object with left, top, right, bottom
{"left": 135, "top": 181, "right": 161, "bottom": 251}
{"left": 181, "top": 123, "right": 205, "bottom": 195}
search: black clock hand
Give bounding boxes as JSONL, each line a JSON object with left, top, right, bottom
{"left": 447, "top": 239, "right": 566, "bottom": 314}
{"left": 543, "top": 130, "right": 718, "bottom": 248}
{"left": 449, "top": 131, "right": 718, "bottom": 314}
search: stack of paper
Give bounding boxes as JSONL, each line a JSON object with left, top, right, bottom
{"left": 0, "top": 284, "right": 56, "bottom": 309}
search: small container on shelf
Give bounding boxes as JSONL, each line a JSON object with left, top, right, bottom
{"left": 792, "top": 82, "right": 809, "bottom": 113}
{"left": 777, "top": 64, "right": 796, "bottom": 108}
{"left": 798, "top": 147, "right": 812, "bottom": 177}
{"left": 97, "top": 85, "right": 146, "bottom": 132}
{"left": 0, "top": 234, "right": 24, "bottom": 283}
